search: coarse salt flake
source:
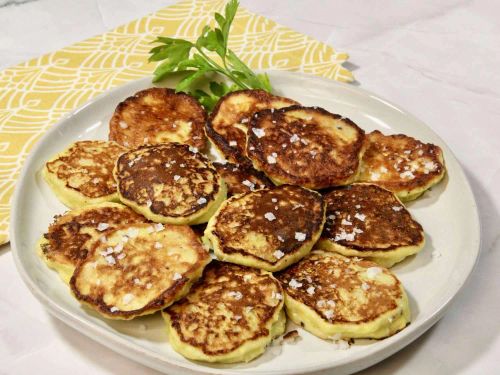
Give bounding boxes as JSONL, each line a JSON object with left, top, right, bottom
{"left": 242, "top": 180, "right": 255, "bottom": 190}
{"left": 295, "top": 232, "right": 306, "bottom": 241}
{"left": 105, "top": 255, "right": 116, "bottom": 265}
{"left": 197, "top": 197, "right": 207, "bottom": 205}
{"left": 252, "top": 128, "right": 265, "bottom": 138}
{"left": 341, "top": 218, "right": 352, "bottom": 226}
{"left": 173, "top": 273, "right": 182, "bottom": 280}
{"left": 264, "top": 212, "right": 276, "bottom": 221}
{"left": 306, "top": 286, "right": 315, "bottom": 295}
{"left": 400, "top": 171, "right": 415, "bottom": 179}
{"left": 366, "top": 267, "right": 382, "bottom": 279}
{"left": 273, "top": 250, "right": 285, "bottom": 259}
{"left": 289, "top": 278, "right": 303, "bottom": 289}
{"left": 354, "top": 213, "right": 366, "bottom": 221}
{"left": 272, "top": 291, "right": 283, "bottom": 300}
{"left": 97, "top": 223, "right": 109, "bottom": 231}
{"left": 324, "top": 310, "right": 334, "bottom": 319}
{"left": 228, "top": 291, "right": 243, "bottom": 300}
{"left": 267, "top": 153, "right": 277, "bottom": 164}
{"left": 123, "top": 293, "right": 134, "bottom": 304}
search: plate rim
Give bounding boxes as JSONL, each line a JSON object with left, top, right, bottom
{"left": 10, "top": 70, "right": 481, "bottom": 375}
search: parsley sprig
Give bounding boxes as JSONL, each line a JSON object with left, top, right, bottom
{"left": 149, "top": 0, "right": 272, "bottom": 110}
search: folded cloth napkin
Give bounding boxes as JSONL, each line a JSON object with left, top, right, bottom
{"left": 0, "top": 0, "right": 353, "bottom": 245}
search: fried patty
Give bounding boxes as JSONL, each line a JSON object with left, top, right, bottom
{"left": 204, "top": 185, "right": 325, "bottom": 272}
{"left": 109, "top": 88, "right": 207, "bottom": 150}
{"left": 43, "top": 140, "right": 126, "bottom": 208}
{"left": 206, "top": 89, "right": 298, "bottom": 165}
{"left": 114, "top": 143, "right": 227, "bottom": 225}
{"left": 163, "top": 261, "right": 285, "bottom": 363}
{"left": 38, "top": 202, "right": 147, "bottom": 283}
{"left": 357, "top": 130, "right": 446, "bottom": 201}
{"left": 276, "top": 250, "right": 410, "bottom": 340}
{"left": 212, "top": 161, "right": 273, "bottom": 196}
{"left": 70, "top": 223, "right": 211, "bottom": 320}
{"left": 246, "top": 106, "right": 365, "bottom": 189}
{"left": 317, "top": 183, "right": 425, "bottom": 267}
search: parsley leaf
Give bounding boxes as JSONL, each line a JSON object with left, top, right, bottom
{"left": 149, "top": 0, "right": 272, "bottom": 111}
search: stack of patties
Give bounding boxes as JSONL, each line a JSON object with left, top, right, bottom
{"left": 37, "top": 86, "right": 448, "bottom": 364}
{"left": 39, "top": 89, "right": 218, "bottom": 320}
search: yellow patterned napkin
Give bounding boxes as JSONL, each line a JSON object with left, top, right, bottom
{"left": 0, "top": 0, "right": 353, "bottom": 245}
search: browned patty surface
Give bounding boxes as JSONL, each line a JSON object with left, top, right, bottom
{"left": 115, "top": 143, "right": 220, "bottom": 218}
{"left": 165, "top": 261, "right": 283, "bottom": 356}
{"left": 109, "top": 88, "right": 207, "bottom": 149}
{"left": 206, "top": 89, "right": 298, "bottom": 165}
{"left": 46, "top": 140, "right": 126, "bottom": 198}
{"left": 246, "top": 106, "right": 365, "bottom": 189}
{"left": 276, "top": 251, "right": 403, "bottom": 324}
{"left": 321, "top": 184, "right": 423, "bottom": 251}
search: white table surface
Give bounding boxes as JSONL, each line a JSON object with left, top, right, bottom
{"left": 1, "top": 0, "right": 499, "bottom": 374}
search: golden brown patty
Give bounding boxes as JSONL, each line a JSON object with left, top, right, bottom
{"left": 213, "top": 161, "right": 273, "bottom": 196}
{"left": 276, "top": 250, "right": 410, "bottom": 339}
{"left": 70, "top": 223, "right": 211, "bottom": 319}
{"left": 357, "top": 130, "right": 446, "bottom": 201}
{"left": 44, "top": 140, "right": 127, "bottom": 207}
{"left": 163, "top": 261, "right": 285, "bottom": 363}
{"left": 317, "top": 184, "right": 424, "bottom": 266}
{"left": 206, "top": 89, "right": 298, "bottom": 165}
{"left": 38, "top": 202, "right": 147, "bottom": 282}
{"left": 109, "top": 88, "right": 207, "bottom": 150}
{"left": 205, "top": 185, "right": 325, "bottom": 272}
{"left": 114, "top": 143, "right": 226, "bottom": 224}
{"left": 246, "top": 106, "right": 365, "bottom": 189}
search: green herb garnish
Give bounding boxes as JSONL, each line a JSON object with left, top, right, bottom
{"left": 149, "top": 0, "right": 272, "bottom": 110}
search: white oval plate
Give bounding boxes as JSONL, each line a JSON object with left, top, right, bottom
{"left": 10, "top": 71, "right": 480, "bottom": 375}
